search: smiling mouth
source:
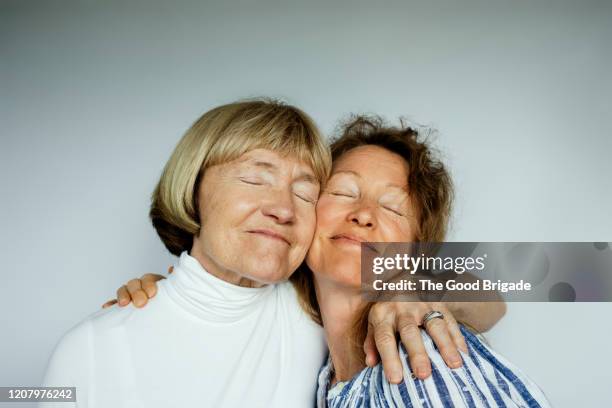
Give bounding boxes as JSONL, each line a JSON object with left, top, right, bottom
{"left": 247, "top": 229, "right": 291, "bottom": 246}
{"left": 330, "top": 234, "right": 379, "bottom": 253}
{"left": 330, "top": 234, "right": 367, "bottom": 247}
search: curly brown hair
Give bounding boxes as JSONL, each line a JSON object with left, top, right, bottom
{"left": 291, "top": 114, "right": 454, "bottom": 325}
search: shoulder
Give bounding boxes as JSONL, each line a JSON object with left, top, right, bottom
{"left": 42, "top": 313, "right": 94, "bottom": 386}
{"left": 42, "top": 303, "right": 144, "bottom": 386}
{"left": 89, "top": 280, "right": 174, "bottom": 330}
{"left": 50, "top": 306, "right": 124, "bottom": 357}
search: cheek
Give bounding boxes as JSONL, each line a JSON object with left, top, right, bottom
{"left": 306, "top": 199, "right": 350, "bottom": 269}
{"left": 200, "top": 186, "right": 258, "bottom": 230}
{"left": 291, "top": 206, "right": 317, "bottom": 264}
{"left": 380, "top": 217, "right": 417, "bottom": 242}
{"left": 314, "top": 197, "right": 345, "bottom": 232}
{"left": 297, "top": 204, "right": 317, "bottom": 238}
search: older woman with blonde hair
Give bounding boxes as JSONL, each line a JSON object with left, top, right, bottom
{"left": 43, "top": 99, "right": 332, "bottom": 407}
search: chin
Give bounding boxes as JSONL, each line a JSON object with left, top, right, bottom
{"left": 245, "top": 262, "right": 290, "bottom": 284}
{"left": 334, "top": 267, "right": 362, "bottom": 286}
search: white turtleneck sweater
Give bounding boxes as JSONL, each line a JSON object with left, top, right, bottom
{"left": 41, "top": 252, "right": 328, "bottom": 408}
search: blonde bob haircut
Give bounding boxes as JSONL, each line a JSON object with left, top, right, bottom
{"left": 150, "top": 98, "right": 332, "bottom": 256}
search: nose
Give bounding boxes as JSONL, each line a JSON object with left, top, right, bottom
{"left": 347, "top": 204, "right": 376, "bottom": 228}
{"left": 261, "top": 188, "right": 296, "bottom": 224}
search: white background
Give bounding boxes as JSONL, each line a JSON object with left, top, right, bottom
{"left": 1, "top": 0, "right": 611, "bottom": 406}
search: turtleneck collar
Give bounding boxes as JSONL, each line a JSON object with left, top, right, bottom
{"left": 164, "top": 251, "right": 275, "bottom": 323}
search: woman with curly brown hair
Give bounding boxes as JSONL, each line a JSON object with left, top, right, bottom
{"left": 307, "top": 117, "right": 550, "bottom": 407}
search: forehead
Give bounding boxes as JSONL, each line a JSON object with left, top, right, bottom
{"left": 332, "top": 145, "right": 409, "bottom": 186}
{"left": 228, "top": 148, "right": 320, "bottom": 185}
{"left": 234, "top": 148, "right": 316, "bottom": 177}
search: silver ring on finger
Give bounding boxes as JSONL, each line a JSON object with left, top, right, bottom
{"left": 422, "top": 310, "right": 444, "bottom": 326}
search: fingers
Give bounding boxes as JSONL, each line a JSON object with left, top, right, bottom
{"left": 372, "top": 319, "right": 403, "bottom": 384}
{"left": 102, "top": 299, "right": 117, "bottom": 309}
{"left": 363, "top": 324, "right": 380, "bottom": 367}
{"left": 116, "top": 285, "right": 131, "bottom": 306}
{"left": 397, "top": 316, "right": 432, "bottom": 379}
{"left": 141, "top": 273, "right": 162, "bottom": 299}
{"left": 443, "top": 311, "right": 469, "bottom": 353}
{"left": 114, "top": 272, "right": 167, "bottom": 309}
{"left": 126, "top": 279, "right": 149, "bottom": 308}
{"left": 368, "top": 301, "right": 468, "bottom": 382}
{"left": 423, "top": 317, "right": 463, "bottom": 369}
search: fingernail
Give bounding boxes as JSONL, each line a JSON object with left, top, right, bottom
{"left": 417, "top": 368, "right": 429, "bottom": 379}
{"left": 451, "top": 356, "right": 462, "bottom": 367}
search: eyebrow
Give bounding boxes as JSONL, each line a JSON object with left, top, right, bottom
{"left": 245, "top": 159, "right": 319, "bottom": 185}
{"left": 331, "top": 170, "right": 408, "bottom": 191}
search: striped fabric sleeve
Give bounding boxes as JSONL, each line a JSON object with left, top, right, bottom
{"left": 317, "top": 324, "right": 553, "bottom": 408}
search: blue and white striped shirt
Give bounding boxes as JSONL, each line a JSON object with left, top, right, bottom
{"left": 316, "top": 325, "right": 552, "bottom": 408}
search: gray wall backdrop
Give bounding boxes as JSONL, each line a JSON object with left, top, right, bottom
{"left": 1, "top": 0, "right": 611, "bottom": 407}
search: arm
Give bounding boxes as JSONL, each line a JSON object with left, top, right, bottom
{"left": 103, "top": 269, "right": 506, "bottom": 384}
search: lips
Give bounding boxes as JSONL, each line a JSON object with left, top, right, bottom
{"left": 330, "top": 233, "right": 377, "bottom": 252}
{"left": 331, "top": 233, "right": 366, "bottom": 244}
{"left": 247, "top": 229, "right": 291, "bottom": 246}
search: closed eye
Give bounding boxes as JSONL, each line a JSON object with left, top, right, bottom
{"left": 294, "top": 193, "right": 316, "bottom": 204}
{"left": 240, "top": 177, "right": 263, "bottom": 185}
{"left": 330, "top": 191, "right": 356, "bottom": 198}
{"left": 383, "top": 206, "right": 405, "bottom": 216}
